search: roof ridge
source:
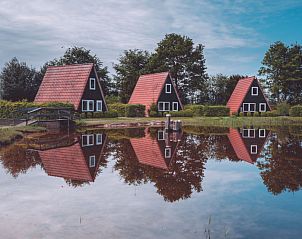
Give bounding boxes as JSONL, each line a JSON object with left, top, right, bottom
{"left": 139, "top": 71, "right": 169, "bottom": 77}
{"left": 47, "top": 63, "right": 94, "bottom": 68}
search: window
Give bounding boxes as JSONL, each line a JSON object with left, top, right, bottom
{"left": 158, "top": 102, "right": 170, "bottom": 111}
{"left": 165, "top": 84, "right": 172, "bottom": 93}
{"left": 82, "top": 100, "right": 94, "bottom": 112}
{"left": 259, "top": 129, "right": 266, "bottom": 138}
{"left": 250, "top": 145, "right": 257, "bottom": 154}
{"left": 89, "top": 155, "right": 96, "bottom": 167}
{"left": 96, "top": 100, "right": 102, "bottom": 112}
{"left": 158, "top": 130, "right": 165, "bottom": 140}
{"left": 82, "top": 134, "right": 94, "bottom": 147}
{"left": 96, "top": 134, "right": 103, "bottom": 145}
{"left": 242, "top": 103, "right": 256, "bottom": 112}
{"left": 165, "top": 147, "right": 171, "bottom": 158}
{"left": 172, "top": 102, "right": 178, "bottom": 111}
{"left": 242, "top": 129, "right": 256, "bottom": 138}
{"left": 251, "top": 87, "right": 258, "bottom": 96}
{"left": 90, "top": 78, "right": 96, "bottom": 90}
{"left": 259, "top": 103, "right": 266, "bottom": 112}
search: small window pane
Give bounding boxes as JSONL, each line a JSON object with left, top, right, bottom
{"left": 90, "top": 78, "right": 96, "bottom": 90}
{"left": 251, "top": 87, "right": 258, "bottom": 96}
{"left": 96, "top": 134, "right": 102, "bottom": 145}
{"left": 89, "top": 155, "right": 96, "bottom": 167}
{"left": 250, "top": 104, "right": 255, "bottom": 112}
{"left": 166, "top": 84, "right": 171, "bottom": 93}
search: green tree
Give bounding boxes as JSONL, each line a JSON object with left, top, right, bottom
{"left": 42, "top": 46, "right": 113, "bottom": 95}
{"left": 113, "top": 49, "right": 150, "bottom": 103}
{"left": 0, "top": 58, "right": 40, "bottom": 101}
{"left": 146, "top": 33, "right": 208, "bottom": 103}
{"left": 259, "top": 41, "right": 302, "bottom": 104}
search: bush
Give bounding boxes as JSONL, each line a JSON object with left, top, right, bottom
{"left": 246, "top": 112, "right": 252, "bottom": 117}
{"left": 150, "top": 103, "right": 158, "bottom": 112}
{"left": 94, "top": 110, "right": 119, "bottom": 118}
{"left": 239, "top": 112, "right": 244, "bottom": 117}
{"left": 169, "top": 109, "right": 193, "bottom": 117}
{"left": 125, "top": 104, "right": 145, "bottom": 117}
{"left": 264, "top": 110, "right": 278, "bottom": 117}
{"left": 203, "top": 106, "right": 230, "bottom": 117}
{"left": 289, "top": 105, "right": 302, "bottom": 117}
{"left": 108, "top": 103, "right": 126, "bottom": 117}
{"left": 105, "top": 95, "right": 120, "bottom": 104}
{"left": 276, "top": 102, "right": 290, "bottom": 116}
{"left": 149, "top": 111, "right": 159, "bottom": 117}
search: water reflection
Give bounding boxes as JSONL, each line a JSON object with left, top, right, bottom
{"left": 1, "top": 126, "right": 302, "bottom": 200}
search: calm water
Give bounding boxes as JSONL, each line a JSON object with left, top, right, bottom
{"left": 0, "top": 126, "right": 302, "bottom": 239}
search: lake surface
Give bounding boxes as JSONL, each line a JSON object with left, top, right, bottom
{"left": 0, "top": 126, "right": 302, "bottom": 239}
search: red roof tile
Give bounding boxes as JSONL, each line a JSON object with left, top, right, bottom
{"left": 39, "top": 143, "right": 93, "bottom": 181}
{"left": 226, "top": 77, "right": 255, "bottom": 114}
{"left": 128, "top": 72, "right": 182, "bottom": 114}
{"left": 34, "top": 64, "right": 94, "bottom": 110}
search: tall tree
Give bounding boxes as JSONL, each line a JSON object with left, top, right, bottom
{"left": 0, "top": 58, "right": 40, "bottom": 101}
{"left": 259, "top": 41, "right": 302, "bottom": 104}
{"left": 146, "top": 33, "right": 208, "bottom": 103}
{"left": 113, "top": 49, "right": 150, "bottom": 103}
{"left": 42, "top": 46, "right": 113, "bottom": 95}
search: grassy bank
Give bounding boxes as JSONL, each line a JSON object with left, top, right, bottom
{"left": 78, "top": 116, "right": 302, "bottom": 128}
{"left": 0, "top": 126, "right": 46, "bottom": 146}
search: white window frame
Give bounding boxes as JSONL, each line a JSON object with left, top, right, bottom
{"left": 172, "top": 102, "right": 178, "bottom": 111}
{"left": 165, "top": 147, "right": 171, "bottom": 158}
{"left": 89, "top": 78, "right": 96, "bottom": 90}
{"left": 259, "top": 103, "right": 266, "bottom": 112}
{"left": 251, "top": 87, "right": 258, "bottom": 96}
{"left": 82, "top": 100, "right": 94, "bottom": 112}
{"left": 158, "top": 130, "right": 165, "bottom": 140}
{"left": 165, "top": 84, "right": 172, "bottom": 93}
{"left": 158, "top": 102, "right": 170, "bottom": 112}
{"left": 89, "top": 155, "right": 96, "bottom": 167}
{"left": 96, "top": 134, "right": 103, "bottom": 145}
{"left": 242, "top": 129, "right": 256, "bottom": 138}
{"left": 96, "top": 100, "right": 102, "bottom": 112}
{"left": 82, "top": 134, "right": 94, "bottom": 147}
{"left": 250, "top": 145, "right": 258, "bottom": 154}
{"left": 259, "top": 129, "right": 266, "bottom": 138}
{"left": 243, "top": 103, "right": 256, "bottom": 112}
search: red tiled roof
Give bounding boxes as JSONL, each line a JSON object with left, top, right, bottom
{"left": 34, "top": 64, "right": 94, "bottom": 110}
{"left": 39, "top": 143, "right": 93, "bottom": 181}
{"left": 128, "top": 72, "right": 182, "bottom": 114}
{"left": 130, "top": 133, "right": 168, "bottom": 170}
{"left": 226, "top": 77, "right": 255, "bottom": 114}
{"left": 227, "top": 128, "right": 253, "bottom": 164}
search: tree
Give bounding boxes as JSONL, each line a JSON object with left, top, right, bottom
{"left": 113, "top": 49, "right": 150, "bottom": 103}
{"left": 42, "top": 46, "right": 113, "bottom": 95}
{"left": 146, "top": 33, "right": 208, "bottom": 103}
{"left": 0, "top": 58, "right": 40, "bottom": 101}
{"left": 259, "top": 41, "right": 302, "bottom": 104}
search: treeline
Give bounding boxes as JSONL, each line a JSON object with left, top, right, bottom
{"left": 0, "top": 34, "right": 301, "bottom": 105}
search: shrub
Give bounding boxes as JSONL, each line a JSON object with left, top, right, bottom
{"left": 108, "top": 103, "right": 126, "bottom": 117}
{"left": 265, "top": 110, "right": 278, "bottom": 117}
{"left": 150, "top": 103, "right": 158, "bottom": 112}
{"left": 189, "top": 105, "right": 204, "bottom": 116}
{"left": 246, "top": 112, "right": 252, "bottom": 117}
{"left": 203, "top": 106, "right": 230, "bottom": 117}
{"left": 239, "top": 112, "right": 244, "bottom": 117}
{"left": 289, "top": 105, "right": 302, "bottom": 117}
{"left": 125, "top": 104, "right": 145, "bottom": 117}
{"left": 169, "top": 109, "right": 193, "bottom": 117}
{"left": 276, "top": 102, "right": 290, "bottom": 116}
{"left": 105, "top": 95, "right": 120, "bottom": 104}
{"left": 149, "top": 111, "right": 159, "bottom": 117}
{"left": 94, "top": 110, "right": 118, "bottom": 118}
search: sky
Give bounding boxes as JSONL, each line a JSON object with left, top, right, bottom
{"left": 0, "top": 0, "right": 301, "bottom": 76}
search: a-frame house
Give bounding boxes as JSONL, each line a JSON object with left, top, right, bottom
{"left": 128, "top": 72, "right": 183, "bottom": 116}
{"left": 35, "top": 63, "right": 107, "bottom": 113}
{"left": 227, "top": 76, "right": 271, "bottom": 115}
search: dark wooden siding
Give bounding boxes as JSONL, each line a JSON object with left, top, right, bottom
{"left": 240, "top": 79, "right": 270, "bottom": 113}
{"left": 80, "top": 69, "right": 107, "bottom": 112}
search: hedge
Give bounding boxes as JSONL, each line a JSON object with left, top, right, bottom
{"left": 125, "top": 104, "right": 145, "bottom": 117}
{"left": 108, "top": 103, "right": 126, "bottom": 117}
{"left": 289, "top": 105, "right": 302, "bottom": 117}
{"left": 169, "top": 109, "right": 193, "bottom": 117}
{"left": 185, "top": 105, "right": 204, "bottom": 116}
{"left": 93, "top": 110, "right": 119, "bottom": 118}
{"left": 203, "top": 106, "right": 230, "bottom": 117}
{"left": 0, "top": 100, "right": 74, "bottom": 119}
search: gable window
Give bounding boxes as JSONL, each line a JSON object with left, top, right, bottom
{"left": 90, "top": 78, "right": 96, "bottom": 90}
{"left": 259, "top": 129, "right": 266, "bottom": 138}
{"left": 250, "top": 145, "right": 257, "bottom": 154}
{"left": 82, "top": 134, "right": 94, "bottom": 147}
{"left": 172, "top": 102, "right": 178, "bottom": 111}
{"left": 251, "top": 87, "right": 258, "bottom": 96}
{"left": 165, "top": 84, "right": 172, "bottom": 93}
{"left": 89, "top": 155, "right": 96, "bottom": 167}
{"left": 242, "top": 129, "right": 255, "bottom": 138}
{"left": 165, "top": 147, "right": 171, "bottom": 158}
{"left": 96, "top": 134, "right": 103, "bottom": 145}
{"left": 96, "top": 100, "right": 102, "bottom": 112}
{"left": 158, "top": 130, "right": 165, "bottom": 140}
{"left": 243, "top": 103, "right": 256, "bottom": 112}
{"left": 259, "top": 103, "right": 266, "bottom": 112}
{"left": 82, "top": 100, "right": 94, "bottom": 112}
{"left": 158, "top": 102, "right": 170, "bottom": 111}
